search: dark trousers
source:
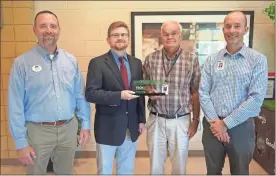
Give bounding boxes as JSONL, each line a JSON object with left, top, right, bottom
{"left": 202, "top": 117, "right": 255, "bottom": 175}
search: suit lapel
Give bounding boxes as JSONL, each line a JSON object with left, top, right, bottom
{"left": 105, "top": 51, "right": 124, "bottom": 88}
{"left": 127, "top": 55, "right": 135, "bottom": 89}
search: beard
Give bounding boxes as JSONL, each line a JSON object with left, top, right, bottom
{"left": 42, "top": 35, "right": 57, "bottom": 46}
{"left": 114, "top": 40, "right": 128, "bottom": 50}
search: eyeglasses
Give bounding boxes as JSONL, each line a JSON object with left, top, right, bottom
{"left": 162, "top": 32, "right": 180, "bottom": 38}
{"left": 109, "top": 33, "right": 129, "bottom": 38}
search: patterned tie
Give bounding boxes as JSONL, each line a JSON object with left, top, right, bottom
{"left": 119, "top": 57, "right": 129, "bottom": 89}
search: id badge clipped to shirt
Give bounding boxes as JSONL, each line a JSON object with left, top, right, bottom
{"left": 161, "top": 84, "right": 169, "bottom": 95}
{"left": 217, "top": 60, "right": 225, "bottom": 71}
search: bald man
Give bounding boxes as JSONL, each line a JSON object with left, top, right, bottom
{"left": 143, "top": 20, "right": 201, "bottom": 174}
{"left": 199, "top": 11, "right": 267, "bottom": 175}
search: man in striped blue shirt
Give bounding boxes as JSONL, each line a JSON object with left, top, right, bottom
{"left": 199, "top": 11, "right": 267, "bottom": 175}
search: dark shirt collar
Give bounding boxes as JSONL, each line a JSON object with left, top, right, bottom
{"left": 162, "top": 47, "right": 182, "bottom": 61}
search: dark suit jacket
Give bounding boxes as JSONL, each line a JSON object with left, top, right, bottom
{"left": 85, "top": 50, "right": 145, "bottom": 146}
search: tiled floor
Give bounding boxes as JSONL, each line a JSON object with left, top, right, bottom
{"left": 1, "top": 156, "right": 268, "bottom": 175}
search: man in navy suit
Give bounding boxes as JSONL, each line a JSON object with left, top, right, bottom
{"left": 85, "top": 21, "right": 145, "bottom": 175}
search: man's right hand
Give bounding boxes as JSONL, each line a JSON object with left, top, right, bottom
{"left": 17, "top": 146, "right": 36, "bottom": 166}
{"left": 121, "top": 90, "right": 139, "bottom": 100}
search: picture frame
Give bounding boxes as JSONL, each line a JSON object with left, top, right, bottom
{"left": 131, "top": 11, "right": 254, "bottom": 65}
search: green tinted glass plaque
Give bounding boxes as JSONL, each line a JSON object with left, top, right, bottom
{"left": 132, "top": 80, "right": 167, "bottom": 96}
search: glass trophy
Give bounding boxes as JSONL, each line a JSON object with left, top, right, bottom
{"left": 132, "top": 80, "right": 168, "bottom": 96}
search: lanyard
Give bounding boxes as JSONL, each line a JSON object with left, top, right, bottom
{"left": 162, "top": 49, "right": 182, "bottom": 80}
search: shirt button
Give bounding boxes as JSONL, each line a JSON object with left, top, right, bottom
{"left": 126, "top": 112, "right": 128, "bottom": 114}
{"left": 57, "top": 95, "right": 59, "bottom": 98}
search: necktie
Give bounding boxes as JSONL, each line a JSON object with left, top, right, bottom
{"left": 119, "top": 57, "right": 129, "bottom": 89}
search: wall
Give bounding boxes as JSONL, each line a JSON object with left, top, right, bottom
{"left": 1, "top": 1, "right": 275, "bottom": 158}
{"left": 1, "top": 1, "right": 36, "bottom": 159}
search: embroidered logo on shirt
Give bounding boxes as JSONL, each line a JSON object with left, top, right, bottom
{"left": 32, "top": 65, "right": 42, "bottom": 72}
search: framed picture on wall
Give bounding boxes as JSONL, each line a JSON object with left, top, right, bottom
{"left": 130, "top": 11, "right": 254, "bottom": 66}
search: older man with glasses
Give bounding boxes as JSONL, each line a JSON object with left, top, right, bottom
{"left": 143, "top": 20, "right": 201, "bottom": 175}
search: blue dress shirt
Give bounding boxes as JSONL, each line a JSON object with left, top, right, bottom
{"left": 199, "top": 44, "right": 268, "bottom": 129}
{"left": 8, "top": 44, "right": 91, "bottom": 149}
{"left": 110, "top": 49, "right": 131, "bottom": 86}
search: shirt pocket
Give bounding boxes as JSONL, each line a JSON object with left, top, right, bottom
{"left": 179, "top": 68, "right": 192, "bottom": 89}
{"left": 60, "top": 67, "right": 76, "bottom": 89}
{"left": 235, "top": 71, "right": 251, "bottom": 86}
{"left": 214, "top": 70, "right": 228, "bottom": 84}
{"left": 25, "top": 70, "right": 45, "bottom": 91}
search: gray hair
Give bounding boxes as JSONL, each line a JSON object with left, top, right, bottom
{"left": 161, "top": 20, "right": 183, "bottom": 34}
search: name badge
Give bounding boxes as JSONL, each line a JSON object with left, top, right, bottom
{"left": 162, "top": 84, "right": 169, "bottom": 95}
{"left": 217, "top": 60, "right": 224, "bottom": 71}
{"left": 32, "top": 65, "right": 42, "bottom": 72}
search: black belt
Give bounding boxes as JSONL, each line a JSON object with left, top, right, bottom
{"left": 150, "top": 112, "right": 190, "bottom": 119}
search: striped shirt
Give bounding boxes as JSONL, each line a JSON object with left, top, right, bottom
{"left": 143, "top": 48, "right": 201, "bottom": 115}
{"left": 199, "top": 44, "right": 268, "bottom": 129}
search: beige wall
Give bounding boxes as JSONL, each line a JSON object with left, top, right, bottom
{"left": 1, "top": 1, "right": 275, "bottom": 158}
{"left": 1, "top": 1, "right": 35, "bottom": 159}
{"left": 33, "top": 1, "right": 275, "bottom": 72}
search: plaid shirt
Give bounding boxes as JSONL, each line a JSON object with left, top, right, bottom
{"left": 143, "top": 48, "right": 201, "bottom": 115}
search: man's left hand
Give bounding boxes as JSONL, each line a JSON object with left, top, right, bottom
{"left": 78, "top": 129, "right": 91, "bottom": 146}
{"left": 210, "top": 120, "right": 227, "bottom": 135}
{"left": 138, "top": 123, "right": 145, "bottom": 135}
{"left": 188, "top": 120, "right": 199, "bottom": 140}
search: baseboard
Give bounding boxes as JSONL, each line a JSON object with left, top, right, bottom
{"left": 1, "top": 150, "right": 204, "bottom": 166}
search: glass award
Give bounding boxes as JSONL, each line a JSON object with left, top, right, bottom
{"left": 132, "top": 80, "right": 168, "bottom": 96}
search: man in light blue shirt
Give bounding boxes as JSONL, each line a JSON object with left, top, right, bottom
{"left": 199, "top": 11, "right": 267, "bottom": 175}
{"left": 8, "top": 10, "right": 91, "bottom": 175}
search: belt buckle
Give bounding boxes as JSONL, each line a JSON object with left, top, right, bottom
{"left": 167, "top": 113, "right": 174, "bottom": 119}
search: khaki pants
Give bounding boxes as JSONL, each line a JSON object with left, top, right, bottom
{"left": 26, "top": 117, "right": 78, "bottom": 175}
{"left": 146, "top": 113, "right": 191, "bottom": 174}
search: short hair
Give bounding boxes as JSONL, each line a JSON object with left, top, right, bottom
{"left": 161, "top": 20, "right": 183, "bottom": 34}
{"left": 34, "top": 10, "right": 59, "bottom": 27}
{"left": 107, "top": 21, "right": 130, "bottom": 37}
{"left": 224, "top": 10, "right": 247, "bottom": 27}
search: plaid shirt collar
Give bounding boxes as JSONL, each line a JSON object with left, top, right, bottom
{"left": 162, "top": 47, "right": 182, "bottom": 61}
